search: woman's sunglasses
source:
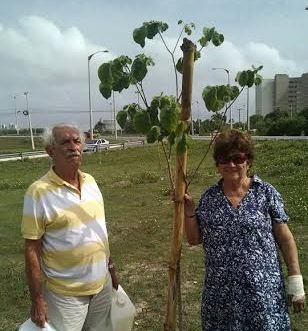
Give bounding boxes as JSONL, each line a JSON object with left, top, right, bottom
{"left": 217, "top": 153, "right": 248, "bottom": 165}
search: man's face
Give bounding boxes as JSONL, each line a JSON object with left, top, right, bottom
{"left": 47, "top": 127, "right": 83, "bottom": 168}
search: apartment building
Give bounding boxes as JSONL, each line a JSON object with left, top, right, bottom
{"left": 255, "top": 73, "right": 308, "bottom": 116}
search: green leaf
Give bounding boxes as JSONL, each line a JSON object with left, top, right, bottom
{"left": 131, "top": 57, "right": 147, "bottom": 82}
{"left": 98, "top": 63, "right": 113, "bottom": 86}
{"left": 160, "top": 97, "right": 180, "bottom": 133}
{"left": 176, "top": 133, "right": 187, "bottom": 155}
{"left": 198, "top": 36, "right": 208, "bottom": 47}
{"left": 202, "top": 86, "right": 226, "bottom": 112}
{"left": 202, "top": 86, "right": 217, "bottom": 111}
{"left": 176, "top": 57, "right": 183, "bottom": 74}
{"left": 99, "top": 83, "right": 112, "bottom": 99}
{"left": 174, "top": 121, "right": 186, "bottom": 145}
{"left": 212, "top": 31, "right": 223, "bottom": 46}
{"left": 238, "top": 71, "right": 248, "bottom": 87}
{"left": 167, "top": 131, "right": 176, "bottom": 145}
{"left": 194, "top": 50, "right": 201, "bottom": 61}
{"left": 146, "top": 126, "right": 161, "bottom": 143}
{"left": 145, "top": 21, "right": 160, "bottom": 39}
{"left": 216, "top": 85, "right": 228, "bottom": 101}
{"left": 161, "top": 23, "right": 169, "bottom": 32}
{"left": 202, "top": 27, "right": 215, "bottom": 41}
{"left": 131, "top": 54, "right": 154, "bottom": 83}
{"left": 133, "top": 111, "right": 151, "bottom": 134}
{"left": 116, "top": 110, "right": 127, "bottom": 129}
{"left": 184, "top": 25, "right": 192, "bottom": 35}
{"left": 246, "top": 70, "right": 255, "bottom": 88}
{"left": 148, "top": 106, "right": 159, "bottom": 126}
{"left": 113, "top": 74, "right": 130, "bottom": 92}
{"left": 160, "top": 96, "right": 172, "bottom": 109}
{"left": 231, "top": 86, "right": 240, "bottom": 99}
{"left": 150, "top": 96, "right": 161, "bottom": 109}
{"left": 254, "top": 74, "right": 262, "bottom": 86}
{"left": 133, "top": 26, "right": 147, "bottom": 48}
{"left": 126, "top": 103, "right": 138, "bottom": 119}
{"left": 178, "top": 20, "right": 183, "bottom": 25}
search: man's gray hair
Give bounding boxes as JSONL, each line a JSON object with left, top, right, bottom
{"left": 43, "top": 123, "right": 85, "bottom": 147}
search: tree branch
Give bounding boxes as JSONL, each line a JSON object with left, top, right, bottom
{"left": 161, "top": 142, "right": 175, "bottom": 189}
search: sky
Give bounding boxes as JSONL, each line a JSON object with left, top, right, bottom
{"left": 0, "top": 0, "right": 307, "bottom": 130}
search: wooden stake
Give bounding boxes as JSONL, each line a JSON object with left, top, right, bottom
{"left": 164, "top": 38, "right": 195, "bottom": 331}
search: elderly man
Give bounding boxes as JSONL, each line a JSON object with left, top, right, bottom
{"left": 21, "top": 123, "right": 117, "bottom": 331}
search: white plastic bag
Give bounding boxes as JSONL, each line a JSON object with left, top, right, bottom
{"left": 19, "top": 319, "right": 57, "bottom": 331}
{"left": 111, "top": 285, "right": 136, "bottom": 331}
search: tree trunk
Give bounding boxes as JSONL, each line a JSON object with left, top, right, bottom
{"left": 164, "top": 38, "right": 195, "bottom": 331}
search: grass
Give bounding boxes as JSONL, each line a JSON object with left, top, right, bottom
{"left": 0, "top": 140, "right": 307, "bottom": 330}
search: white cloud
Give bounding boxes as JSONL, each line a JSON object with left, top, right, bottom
{"left": 0, "top": 15, "right": 304, "bottom": 128}
{"left": 0, "top": 16, "right": 111, "bottom": 84}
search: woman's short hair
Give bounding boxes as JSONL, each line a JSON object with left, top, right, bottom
{"left": 213, "top": 129, "right": 254, "bottom": 165}
{"left": 43, "top": 123, "right": 85, "bottom": 148}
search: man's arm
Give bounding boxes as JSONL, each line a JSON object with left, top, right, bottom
{"left": 25, "top": 239, "right": 48, "bottom": 327}
{"left": 108, "top": 257, "right": 119, "bottom": 290}
{"left": 273, "top": 223, "right": 305, "bottom": 313}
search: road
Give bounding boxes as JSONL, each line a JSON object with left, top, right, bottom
{"left": 0, "top": 136, "right": 307, "bottom": 162}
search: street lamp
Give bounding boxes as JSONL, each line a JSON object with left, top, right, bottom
{"left": 23, "top": 92, "right": 35, "bottom": 150}
{"left": 88, "top": 50, "right": 108, "bottom": 140}
{"left": 212, "top": 67, "right": 232, "bottom": 128}
{"left": 112, "top": 91, "right": 117, "bottom": 140}
{"left": 13, "top": 95, "right": 20, "bottom": 135}
{"left": 246, "top": 87, "right": 250, "bottom": 131}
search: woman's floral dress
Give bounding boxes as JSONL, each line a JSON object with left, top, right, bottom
{"left": 196, "top": 175, "right": 291, "bottom": 331}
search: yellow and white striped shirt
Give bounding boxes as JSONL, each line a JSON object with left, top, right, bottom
{"left": 22, "top": 168, "right": 110, "bottom": 296}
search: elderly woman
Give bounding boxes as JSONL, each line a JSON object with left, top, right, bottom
{"left": 184, "top": 129, "right": 305, "bottom": 330}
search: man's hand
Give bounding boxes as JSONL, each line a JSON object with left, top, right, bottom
{"left": 31, "top": 297, "right": 48, "bottom": 328}
{"left": 109, "top": 266, "right": 119, "bottom": 290}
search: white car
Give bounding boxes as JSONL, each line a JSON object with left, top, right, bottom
{"left": 84, "top": 138, "right": 110, "bottom": 152}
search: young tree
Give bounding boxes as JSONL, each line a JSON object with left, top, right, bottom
{"left": 97, "top": 20, "right": 262, "bottom": 330}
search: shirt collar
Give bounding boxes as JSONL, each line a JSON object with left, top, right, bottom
{"left": 47, "top": 167, "right": 86, "bottom": 187}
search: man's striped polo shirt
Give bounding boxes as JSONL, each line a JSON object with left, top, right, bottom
{"left": 22, "top": 168, "right": 110, "bottom": 296}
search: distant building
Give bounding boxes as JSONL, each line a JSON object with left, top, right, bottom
{"left": 255, "top": 73, "right": 308, "bottom": 116}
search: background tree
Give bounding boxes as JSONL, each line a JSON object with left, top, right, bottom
{"left": 93, "top": 119, "right": 106, "bottom": 134}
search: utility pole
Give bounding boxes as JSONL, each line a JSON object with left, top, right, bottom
{"left": 112, "top": 91, "right": 117, "bottom": 140}
{"left": 88, "top": 50, "right": 109, "bottom": 139}
{"left": 24, "top": 92, "right": 35, "bottom": 150}
{"left": 246, "top": 87, "right": 250, "bottom": 131}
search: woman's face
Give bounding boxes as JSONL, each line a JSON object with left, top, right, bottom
{"left": 216, "top": 151, "right": 250, "bottom": 181}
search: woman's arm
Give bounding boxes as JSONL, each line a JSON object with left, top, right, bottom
{"left": 273, "top": 223, "right": 300, "bottom": 275}
{"left": 184, "top": 193, "right": 202, "bottom": 245}
{"left": 273, "top": 223, "right": 305, "bottom": 312}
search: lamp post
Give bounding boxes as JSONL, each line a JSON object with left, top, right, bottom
{"left": 23, "top": 92, "right": 35, "bottom": 150}
{"left": 112, "top": 91, "right": 117, "bottom": 140}
{"left": 212, "top": 67, "right": 232, "bottom": 128}
{"left": 246, "top": 87, "right": 250, "bottom": 131}
{"left": 88, "top": 50, "right": 108, "bottom": 140}
{"left": 13, "top": 95, "right": 20, "bottom": 135}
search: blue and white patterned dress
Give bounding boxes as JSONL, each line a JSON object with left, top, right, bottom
{"left": 196, "top": 175, "right": 291, "bottom": 331}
